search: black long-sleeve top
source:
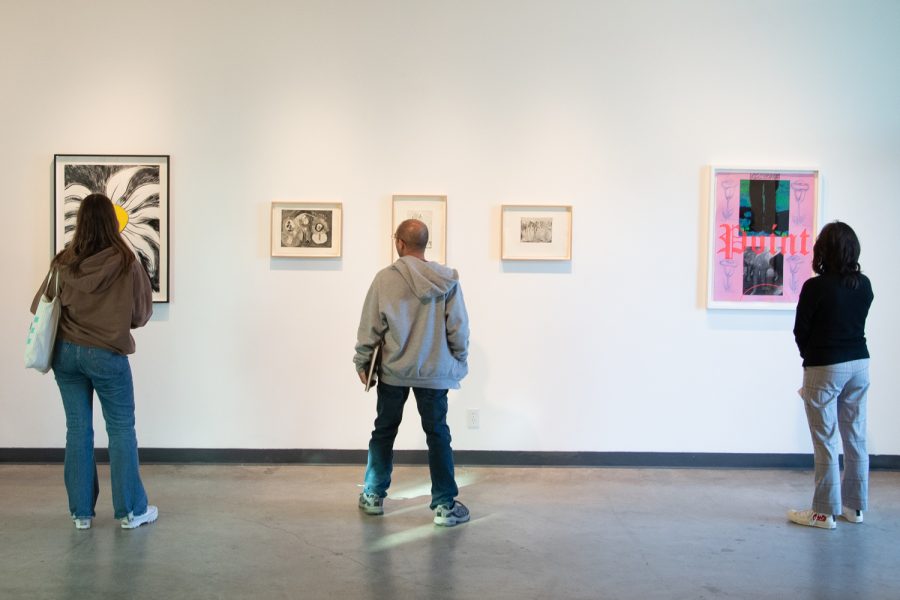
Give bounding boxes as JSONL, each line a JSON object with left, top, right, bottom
{"left": 793, "top": 273, "right": 873, "bottom": 367}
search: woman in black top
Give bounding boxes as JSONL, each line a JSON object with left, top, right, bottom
{"left": 788, "top": 221, "right": 873, "bottom": 529}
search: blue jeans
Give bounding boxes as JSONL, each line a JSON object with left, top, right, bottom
{"left": 364, "top": 382, "right": 459, "bottom": 509}
{"left": 799, "top": 359, "right": 870, "bottom": 515}
{"left": 52, "top": 341, "right": 149, "bottom": 519}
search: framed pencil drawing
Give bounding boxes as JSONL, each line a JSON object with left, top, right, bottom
{"left": 392, "top": 195, "right": 446, "bottom": 264}
{"left": 271, "top": 201, "right": 343, "bottom": 258}
{"left": 501, "top": 205, "right": 573, "bottom": 260}
{"left": 54, "top": 154, "right": 170, "bottom": 303}
{"left": 707, "top": 167, "right": 819, "bottom": 310}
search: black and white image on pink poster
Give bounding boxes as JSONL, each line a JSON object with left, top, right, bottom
{"left": 742, "top": 248, "right": 783, "bottom": 296}
{"left": 54, "top": 155, "right": 170, "bottom": 303}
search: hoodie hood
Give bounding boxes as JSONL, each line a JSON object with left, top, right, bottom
{"left": 64, "top": 247, "right": 127, "bottom": 295}
{"left": 391, "top": 256, "right": 459, "bottom": 300}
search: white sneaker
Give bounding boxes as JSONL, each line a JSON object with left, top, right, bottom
{"left": 788, "top": 509, "right": 835, "bottom": 529}
{"left": 841, "top": 506, "right": 863, "bottom": 523}
{"left": 72, "top": 515, "right": 91, "bottom": 530}
{"left": 121, "top": 505, "right": 158, "bottom": 529}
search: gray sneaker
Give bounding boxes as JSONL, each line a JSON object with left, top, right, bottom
{"left": 358, "top": 492, "right": 384, "bottom": 515}
{"left": 121, "top": 505, "right": 158, "bottom": 529}
{"left": 434, "top": 501, "right": 470, "bottom": 526}
{"left": 72, "top": 515, "right": 92, "bottom": 530}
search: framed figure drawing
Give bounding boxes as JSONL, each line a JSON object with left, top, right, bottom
{"left": 392, "top": 195, "right": 446, "bottom": 264}
{"left": 707, "top": 167, "right": 819, "bottom": 310}
{"left": 271, "top": 201, "right": 343, "bottom": 258}
{"left": 54, "top": 154, "right": 170, "bottom": 303}
{"left": 501, "top": 205, "right": 573, "bottom": 260}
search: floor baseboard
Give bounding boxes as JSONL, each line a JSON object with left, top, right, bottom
{"left": 1, "top": 448, "right": 898, "bottom": 469}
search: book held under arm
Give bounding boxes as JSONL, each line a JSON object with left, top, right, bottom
{"left": 365, "top": 342, "right": 382, "bottom": 392}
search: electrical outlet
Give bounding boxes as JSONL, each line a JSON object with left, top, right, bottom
{"left": 466, "top": 409, "right": 480, "bottom": 429}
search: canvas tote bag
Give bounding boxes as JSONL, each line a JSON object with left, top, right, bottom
{"left": 25, "top": 269, "right": 61, "bottom": 373}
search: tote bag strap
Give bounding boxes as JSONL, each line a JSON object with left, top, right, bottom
{"left": 42, "top": 269, "right": 59, "bottom": 299}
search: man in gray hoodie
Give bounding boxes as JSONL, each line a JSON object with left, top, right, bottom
{"left": 354, "top": 219, "right": 470, "bottom": 526}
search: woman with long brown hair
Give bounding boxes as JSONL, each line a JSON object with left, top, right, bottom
{"left": 789, "top": 221, "right": 874, "bottom": 529}
{"left": 31, "top": 193, "right": 157, "bottom": 530}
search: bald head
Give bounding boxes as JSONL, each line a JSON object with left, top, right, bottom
{"left": 395, "top": 219, "right": 429, "bottom": 256}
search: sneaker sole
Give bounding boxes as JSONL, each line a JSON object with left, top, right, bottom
{"left": 359, "top": 506, "right": 384, "bottom": 515}
{"left": 788, "top": 516, "right": 835, "bottom": 530}
{"left": 121, "top": 517, "right": 157, "bottom": 529}
{"left": 841, "top": 514, "right": 863, "bottom": 524}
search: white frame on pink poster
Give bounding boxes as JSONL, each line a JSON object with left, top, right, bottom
{"left": 707, "top": 167, "right": 820, "bottom": 310}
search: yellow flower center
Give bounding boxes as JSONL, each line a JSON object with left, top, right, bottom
{"left": 114, "top": 204, "right": 129, "bottom": 232}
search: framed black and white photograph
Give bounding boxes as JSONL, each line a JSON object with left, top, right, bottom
{"left": 271, "top": 201, "right": 343, "bottom": 258}
{"left": 392, "top": 195, "right": 447, "bottom": 264}
{"left": 54, "top": 154, "right": 170, "bottom": 302}
{"left": 501, "top": 205, "right": 573, "bottom": 260}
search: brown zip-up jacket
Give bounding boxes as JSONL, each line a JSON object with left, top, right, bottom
{"left": 31, "top": 247, "right": 152, "bottom": 355}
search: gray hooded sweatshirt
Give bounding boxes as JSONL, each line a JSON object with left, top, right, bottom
{"left": 354, "top": 256, "right": 469, "bottom": 389}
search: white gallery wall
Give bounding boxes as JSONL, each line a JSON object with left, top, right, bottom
{"left": 1, "top": 0, "right": 898, "bottom": 454}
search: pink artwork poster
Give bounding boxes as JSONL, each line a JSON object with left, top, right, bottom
{"left": 708, "top": 168, "right": 818, "bottom": 309}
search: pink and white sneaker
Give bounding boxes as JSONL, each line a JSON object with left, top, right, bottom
{"left": 788, "top": 509, "right": 835, "bottom": 529}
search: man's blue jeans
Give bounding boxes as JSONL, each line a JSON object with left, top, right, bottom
{"left": 364, "top": 382, "right": 459, "bottom": 509}
{"left": 52, "top": 341, "right": 149, "bottom": 520}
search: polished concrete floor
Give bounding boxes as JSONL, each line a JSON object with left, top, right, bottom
{"left": 1, "top": 464, "right": 899, "bottom": 599}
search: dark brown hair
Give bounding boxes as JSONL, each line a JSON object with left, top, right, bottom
{"left": 52, "top": 193, "right": 134, "bottom": 276}
{"left": 812, "top": 221, "right": 862, "bottom": 289}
